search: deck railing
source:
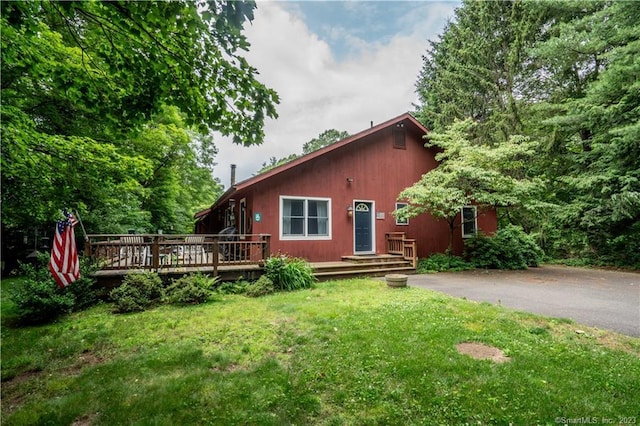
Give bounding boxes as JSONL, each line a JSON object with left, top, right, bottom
{"left": 85, "top": 234, "right": 271, "bottom": 275}
{"left": 385, "top": 232, "right": 418, "bottom": 268}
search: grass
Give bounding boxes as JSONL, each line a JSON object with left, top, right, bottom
{"left": 2, "top": 277, "right": 639, "bottom": 425}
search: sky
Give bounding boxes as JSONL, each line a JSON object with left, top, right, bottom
{"left": 213, "top": 0, "right": 460, "bottom": 187}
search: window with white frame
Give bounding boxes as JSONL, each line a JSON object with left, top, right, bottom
{"left": 280, "top": 196, "right": 331, "bottom": 239}
{"left": 462, "top": 206, "right": 477, "bottom": 238}
{"left": 395, "top": 202, "right": 409, "bottom": 225}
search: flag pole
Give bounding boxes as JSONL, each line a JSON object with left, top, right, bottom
{"left": 74, "top": 210, "right": 89, "bottom": 242}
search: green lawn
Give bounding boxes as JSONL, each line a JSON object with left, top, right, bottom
{"left": 2, "top": 277, "right": 639, "bottom": 425}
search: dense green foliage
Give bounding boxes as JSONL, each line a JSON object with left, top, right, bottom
{"left": 417, "top": 253, "right": 474, "bottom": 273}
{"left": 214, "top": 278, "right": 252, "bottom": 295}
{"left": 465, "top": 225, "right": 545, "bottom": 270}
{"left": 245, "top": 274, "right": 276, "bottom": 297}
{"left": 109, "top": 272, "right": 164, "bottom": 313}
{"left": 212, "top": 275, "right": 276, "bottom": 297}
{"left": 165, "top": 272, "right": 218, "bottom": 305}
{"left": 397, "top": 119, "right": 542, "bottom": 252}
{"left": 1, "top": 0, "right": 278, "bottom": 266}
{"left": 412, "top": 0, "right": 639, "bottom": 267}
{"left": 264, "top": 255, "right": 316, "bottom": 291}
{"left": 7, "top": 255, "right": 98, "bottom": 324}
{"left": 419, "top": 225, "right": 544, "bottom": 272}
{"left": 2, "top": 278, "right": 639, "bottom": 424}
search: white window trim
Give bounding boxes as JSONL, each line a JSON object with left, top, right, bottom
{"left": 395, "top": 202, "right": 409, "bottom": 226}
{"left": 279, "top": 196, "right": 332, "bottom": 241}
{"left": 461, "top": 205, "right": 477, "bottom": 238}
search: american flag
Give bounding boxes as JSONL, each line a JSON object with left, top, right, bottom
{"left": 49, "top": 211, "right": 80, "bottom": 288}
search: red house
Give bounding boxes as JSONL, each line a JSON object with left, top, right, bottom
{"left": 195, "top": 113, "right": 496, "bottom": 262}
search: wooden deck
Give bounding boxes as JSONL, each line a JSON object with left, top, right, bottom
{"left": 87, "top": 233, "right": 417, "bottom": 286}
{"left": 94, "top": 256, "right": 414, "bottom": 287}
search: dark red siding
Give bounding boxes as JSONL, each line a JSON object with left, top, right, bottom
{"left": 241, "top": 128, "right": 465, "bottom": 260}
{"left": 199, "top": 115, "right": 498, "bottom": 261}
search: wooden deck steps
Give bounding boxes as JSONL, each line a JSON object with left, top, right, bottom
{"left": 312, "top": 255, "right": 415, "bottom": 281}
{"left": 94, "top": 254, "right": 416, "bottom": 286}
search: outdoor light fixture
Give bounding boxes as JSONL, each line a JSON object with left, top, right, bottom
{"left": 347, "top": 206, "right": 353, "bottom": 217}
{"left": 346, "top": 177, "right": 354, "bottom": 183}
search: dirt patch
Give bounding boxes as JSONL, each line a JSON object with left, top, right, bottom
{"left": 456, "top": 342, "right": 511, "bottom": 363}
{"left": 58, "top": 351, "right": 106, "bottom": 377}
{"left": 211, "top": 363, "right": 243, "bottom": 373}
{"left": 72, "top": 413, "right": 98, "bottom": 426}
{"left": 1, "top": 370, "right": 39, "bottom": 413}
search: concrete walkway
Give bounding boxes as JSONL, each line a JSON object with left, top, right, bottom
{"left": 407, "top": 265, "right": 640, "bottom": 337}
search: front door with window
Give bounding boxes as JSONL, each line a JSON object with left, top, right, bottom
{"left": 354, "top": 201, "right": 374, "bottom": 254}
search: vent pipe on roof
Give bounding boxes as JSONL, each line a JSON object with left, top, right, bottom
{"left": 371, "top": 120, "right": 373, "bottom": 128}
{"left": 230, "top": 164, "right": 237, "bottom": 187}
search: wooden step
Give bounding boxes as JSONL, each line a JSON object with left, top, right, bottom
{"left": 341, "top": 254, "right": 408, "bottom": 264}
{"left": 316, "top": 260, "right": 409, "bottom": 272}
{"left": 314, "top": 266, "right": 416, "bottom": 281}
{"left": 313, "top": 257, "right": 415, "bottom": 281}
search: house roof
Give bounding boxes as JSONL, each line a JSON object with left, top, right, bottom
{"left": 194, "top": 112, "right": 428, "bottom": 218}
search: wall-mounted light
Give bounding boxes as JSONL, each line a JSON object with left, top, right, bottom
{"left": 347, "top": 206, "right": 353, "bottom": 217}
{"left": 346, "top": 177, "right": 354, "bottom": 183}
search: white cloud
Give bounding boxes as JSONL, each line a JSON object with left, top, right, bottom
{"left": 212, "top": 1, "right": 458, "bottom": 186}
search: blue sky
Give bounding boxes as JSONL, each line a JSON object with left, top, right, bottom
{"left": 282, "top": 1, "right": 454, "bottom": 60}
{"left": 213, "top": 1, "right": 460, "bottom": 184}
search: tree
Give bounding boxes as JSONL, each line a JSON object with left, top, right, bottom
{"left": 1, "top": 1, "right": 272, "bottom": 266}
{"left": 302, "top": 129, "right": 350, "bottom": 154}
{"left": 1, "top": 1, "right": 279, "bottom": 143}
{"left": 530, "top": 1, "right": 640, "bottom": 264}
{"left": 412, "top": 0, "right": 640, "bottom": 266}
{"left": 415, "top": 0, "right": 550, "bottom": 141}
{"left": 257, "top": 154, "right": 301, "bottom": 174}
{"left": 124, "top": 106, "right": 223, "bottom": 234}
{"left": 396, "top": 120, "right": 542, "bottom": 253}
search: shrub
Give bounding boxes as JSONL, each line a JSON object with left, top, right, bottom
{"left": 245, "top": 275, "right": 275, "bottom": 297}
{"left": 9, "top": 263, "right": 75, "bottom": 324}
{"left": 8, "top": 254, "right": 99, "bottom": 324}
{"left": 165, "top": 273, "right": 218, "bottom": 305}
{"left": 110, "top": 272, "right": 164, "bottom": 313}
{"left": 465, "top": 224, "right": 544, "bottom": 270}
{"left": 215, "top": 278, "right": 251, "bottom": 295}
{"left": 264, "top": 255, "right": 315, "bottom": 292}
{"left": 417, "top": 253, "right": 474, "bottom": 273}
{"left": 65, "top": 260, "right": 99, "bottom": 310}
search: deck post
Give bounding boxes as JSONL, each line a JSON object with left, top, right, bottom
{"left": 261, "top": 234, "right": 271, "bottom": 261}
{"left": 151, "top": 236, "right": 159, "bottom": 269}
{"left": 84, "top": 239, "right": 91, "bottom": 258}
{"left": 212, "top": 236, "right": 219, "bottom": 277}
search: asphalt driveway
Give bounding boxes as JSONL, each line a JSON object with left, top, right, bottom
{"left": 407, "top": 265, "right": 640, "bottom": 337}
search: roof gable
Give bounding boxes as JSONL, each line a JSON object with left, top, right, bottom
{"left": 236, "top": 112, "right": 425, "bottom": 190}
{"left": 197, "top": 112, "right": 428, "bottom": 216}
